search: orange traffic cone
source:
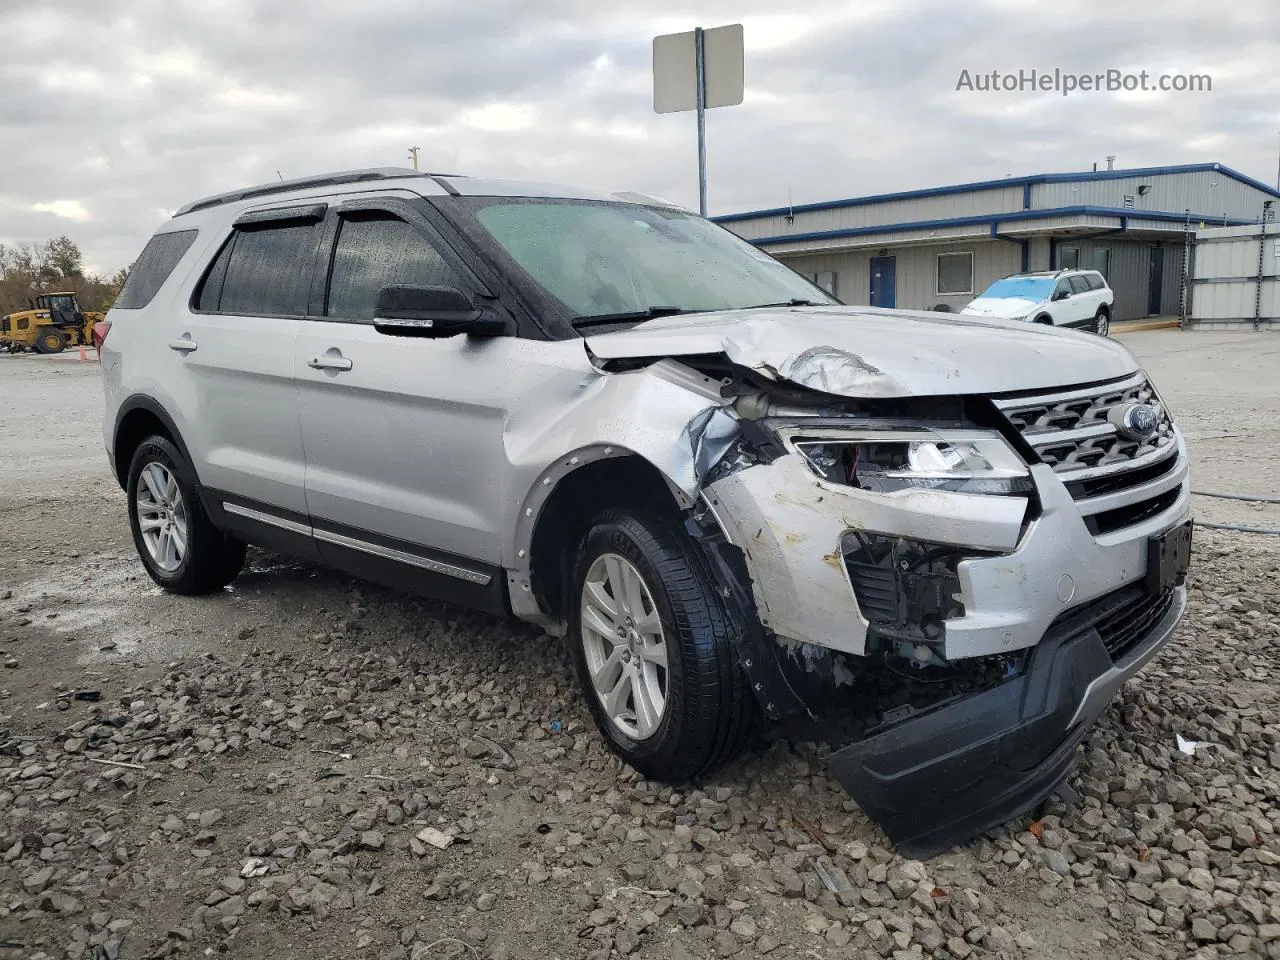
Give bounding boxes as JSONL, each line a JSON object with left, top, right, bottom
{"left": 78, "top": 343, "right": 87, "bottom": 361}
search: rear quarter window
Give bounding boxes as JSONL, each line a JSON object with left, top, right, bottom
{"left": 113, "top": 230, "right": 199, "bottom": 310}
{"left": 1087, "top": 272, "right": 1107, "bottom": 291}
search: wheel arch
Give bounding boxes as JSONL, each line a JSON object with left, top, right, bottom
{"left": 112, "top": 396, "right": 196, "bottom": 492}
{"left": 512, "top": 447, "right": 693, "bottom": 631}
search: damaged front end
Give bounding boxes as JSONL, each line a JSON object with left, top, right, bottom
{"left": 661, "top": 355, "right": 1191, "bottom": 857}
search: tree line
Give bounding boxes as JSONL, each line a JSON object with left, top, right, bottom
{"left": 0, "top": 236, "right": 127, "bottom": 317}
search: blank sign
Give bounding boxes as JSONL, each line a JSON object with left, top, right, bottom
{"left": 653, "top": 24, "right": 744, "bottom": 114}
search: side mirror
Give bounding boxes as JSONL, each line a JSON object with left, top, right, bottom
{"left": 373, "top": 284, "right": 508, "bottom": 338}
{"left": 1052, "top": 289, "right": 1071, "bottom": 301}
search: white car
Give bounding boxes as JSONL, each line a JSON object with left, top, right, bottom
{"left": 961, "top": 269, "right": 1114, "bottom": 336}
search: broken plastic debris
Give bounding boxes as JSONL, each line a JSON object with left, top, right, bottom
{"left": 1176, "top": 733, "right": 1210, "bottom": 756}
{"left": 814, "top": 856, "right": 853, "bottom": 896}
{"left": 416, "top": 827, "right": 454, "bottom": 850}
{"left": 475, "top": 735, "right": 517, "bottom": 771}
{"left": 240, "top": 857, "right": 270, "bottom": 878}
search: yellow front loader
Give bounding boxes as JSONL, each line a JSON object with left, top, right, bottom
{"left": 0, "top": 292, "right": 103, "bottom": 354}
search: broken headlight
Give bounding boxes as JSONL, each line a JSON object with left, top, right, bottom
{"left": 791, "top": 430, "right": 1031, "bottom": 496}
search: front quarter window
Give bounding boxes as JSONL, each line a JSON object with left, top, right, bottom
{"left": 465, "top": 198, "right": 836, "bottom": 324}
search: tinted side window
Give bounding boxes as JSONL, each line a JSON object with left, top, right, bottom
{"left": 326, "top": 214, "right": 461, "bottom": 320}
{"left": 1053, "top": 280, "right": 1072, "bottom": 299}
{"left": 1087, "top": 273, "right": 1106, "bottom": 291}
{"left": 217, "top": 221, "right": 319, "bottom": 317}
{"left": 113, "top": 229, "right": 198, "bottom": 310}
{"left": 1068, "top": 276, "right": 1091, "bottom": 295}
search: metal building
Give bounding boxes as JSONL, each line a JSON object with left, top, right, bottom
{"left": 715, "top": 162, "right": 1280, "bottom": 322}
{"left": 1189, "top": 222, "right": 1279, "bottom": 329}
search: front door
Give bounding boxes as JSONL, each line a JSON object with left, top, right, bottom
{"left": 1148, "top": 245, "right": 1165, "bottom": 316}
{"left": 294, "top": 198, "right": 509, "bottom": 575}
{"left": 869, "top": 256, "right": 896, "bottom": 308}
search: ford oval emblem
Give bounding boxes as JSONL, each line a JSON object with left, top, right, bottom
{"left": 1117, "top": 403, "right": 1159, "bottom": 441}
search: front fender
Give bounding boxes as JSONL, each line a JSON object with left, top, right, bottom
{"left": 502, "top": 354, "right": 734, "bottom": 618}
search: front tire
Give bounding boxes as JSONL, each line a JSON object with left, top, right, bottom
{"left": 1094, "top": 308, "right": 1110, "bottom": 337}
{"left": 568, "top": 508, "right": 755, "bottom": 782}
{"left": 127, "top": 435, "right": 245, "bottom": 594}
{"left": 35, "top": 329, "right": 67, "bottom": 354}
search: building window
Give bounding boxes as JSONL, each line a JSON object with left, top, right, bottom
{"left": 936, "top": 252, "right": 973, "bottom": 295}
{"left": 1060, "top": 247, "right": 1080, "bottom": 269}
{"left": 1092, "top": 248, "right": 1110, "bottom": 278}
{"left": 813, "top": 271, "right": 837, "bottom": 296}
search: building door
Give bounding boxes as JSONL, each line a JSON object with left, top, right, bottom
{"left": 869, "top": 256, "right": 896, "bottom": 308}
{"left": 1147, "top": 245, "right": 1165, "bottom": 316}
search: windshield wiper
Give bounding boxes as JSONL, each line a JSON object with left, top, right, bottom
{"left": 741, "top": 298, "right": 824, "bottom": 309}
{"left": 573, "top": 306, "right": 694, "bottom": 328}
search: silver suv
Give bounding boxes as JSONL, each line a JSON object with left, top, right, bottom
{"left": 101, "top": 169, "right": 1191, "bottom": 856}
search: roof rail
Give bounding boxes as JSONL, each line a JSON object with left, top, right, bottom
{"left": 174, "top": 168, "right": 432, "bottom": 216}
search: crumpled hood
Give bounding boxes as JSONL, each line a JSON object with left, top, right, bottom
{"left": 585, "top": 305, "right": 1137, "bottom": 398}
{"left": 960, "top": 296, "right": 1044, "bottom": 320}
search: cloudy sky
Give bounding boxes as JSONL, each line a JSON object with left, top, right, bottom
{"left": 2, "top": 0, "right": 1278, "bottom": 273}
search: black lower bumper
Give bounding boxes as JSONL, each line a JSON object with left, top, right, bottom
{"left": 827, "top": 584, "right": 1185, "bottom": 858}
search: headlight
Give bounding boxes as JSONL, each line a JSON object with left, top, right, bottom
{"left": 787, "top": 428, "right": 1031, "bottom": 496}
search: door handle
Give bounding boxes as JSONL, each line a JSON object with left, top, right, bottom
{"left": 168, "top": 337, "right": 198, "bottom": 353}
{"left": 307, "top": 354, "right": 353, "bottom": 371}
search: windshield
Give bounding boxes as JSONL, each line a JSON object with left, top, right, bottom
{"left": 463, "top": 198, "right": 837, "bottom": 323}
{"left": 977, "top": 277, "right": 1055, "bottom": 302}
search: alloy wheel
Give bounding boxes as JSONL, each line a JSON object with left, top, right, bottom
{"left": 135, "top": 462, "right": 188, "bottom": 573}
{"left": 579, "top": 553, "right": 669, "bottom": 741}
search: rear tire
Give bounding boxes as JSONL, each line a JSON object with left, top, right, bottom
{"left": 127, "top": 435, "right": 245, "bottom": 594}
{"left": 35, "top": 329, "right": 67, "bottom": 354}
{"left": 568, "top": 508, "right": 755, "bottom": 783}
{"left": 1094, "top": 308, "right": 1110, "bottom": 337}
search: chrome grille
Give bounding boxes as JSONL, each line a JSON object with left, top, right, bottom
{"left": 994, "top": 373, "right": 1175, "bottom": 478}
{"left": 993, "top": 373, "right": 1185, "bottom": 535}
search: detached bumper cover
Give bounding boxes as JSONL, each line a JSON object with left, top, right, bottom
{"left": 827, "top": 583, "right": 1185, "bottom": 858}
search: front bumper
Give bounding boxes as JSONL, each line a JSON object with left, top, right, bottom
{"left": 827, "top": 582, "right": 1185, "bottom": 857}
{"left": 704, "top": 435, "right": 1190, "bottom": 660}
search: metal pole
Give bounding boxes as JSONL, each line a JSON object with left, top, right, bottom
{"left": 1275, "top": 132, "right": 1279, "bottom": 191}
{"left": 1255, "top": 202, "right": 1272, "bottom": 331}
{"left": 408, "top": 146, "right": 421, "bottom": 171}
{"left": 694, "top": 27, "right": 707, "bottom": 217}
{"left": 1178, "top": 209, "right": 1191, "bottom": 329}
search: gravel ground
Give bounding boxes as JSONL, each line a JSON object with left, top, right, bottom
{"left": 0, "top": 334, "right": 1277, "bottom": 960}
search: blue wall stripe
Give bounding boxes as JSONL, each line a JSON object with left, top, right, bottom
{"left": 713, "top": 162, "right": 1280, "bottom": 224}
{"left": 744, "top": 205, "right": 1247, "bottom": 248}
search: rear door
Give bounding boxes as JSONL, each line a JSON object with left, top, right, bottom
{"left": 294, "top": 195, "right": 512, "bottom": 592}
{"left": 1067, "top": 275, "right": 1096, "bottom": 325}
{"left": 174, "top": 204, "right": 320, "bottom": 550}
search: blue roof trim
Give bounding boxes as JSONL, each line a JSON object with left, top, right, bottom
{"left": 746, "top": 205, "right": 1252, "bottom": 247}
{"left": 713, "top": 162, "right": 1280, "bottom": 223}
